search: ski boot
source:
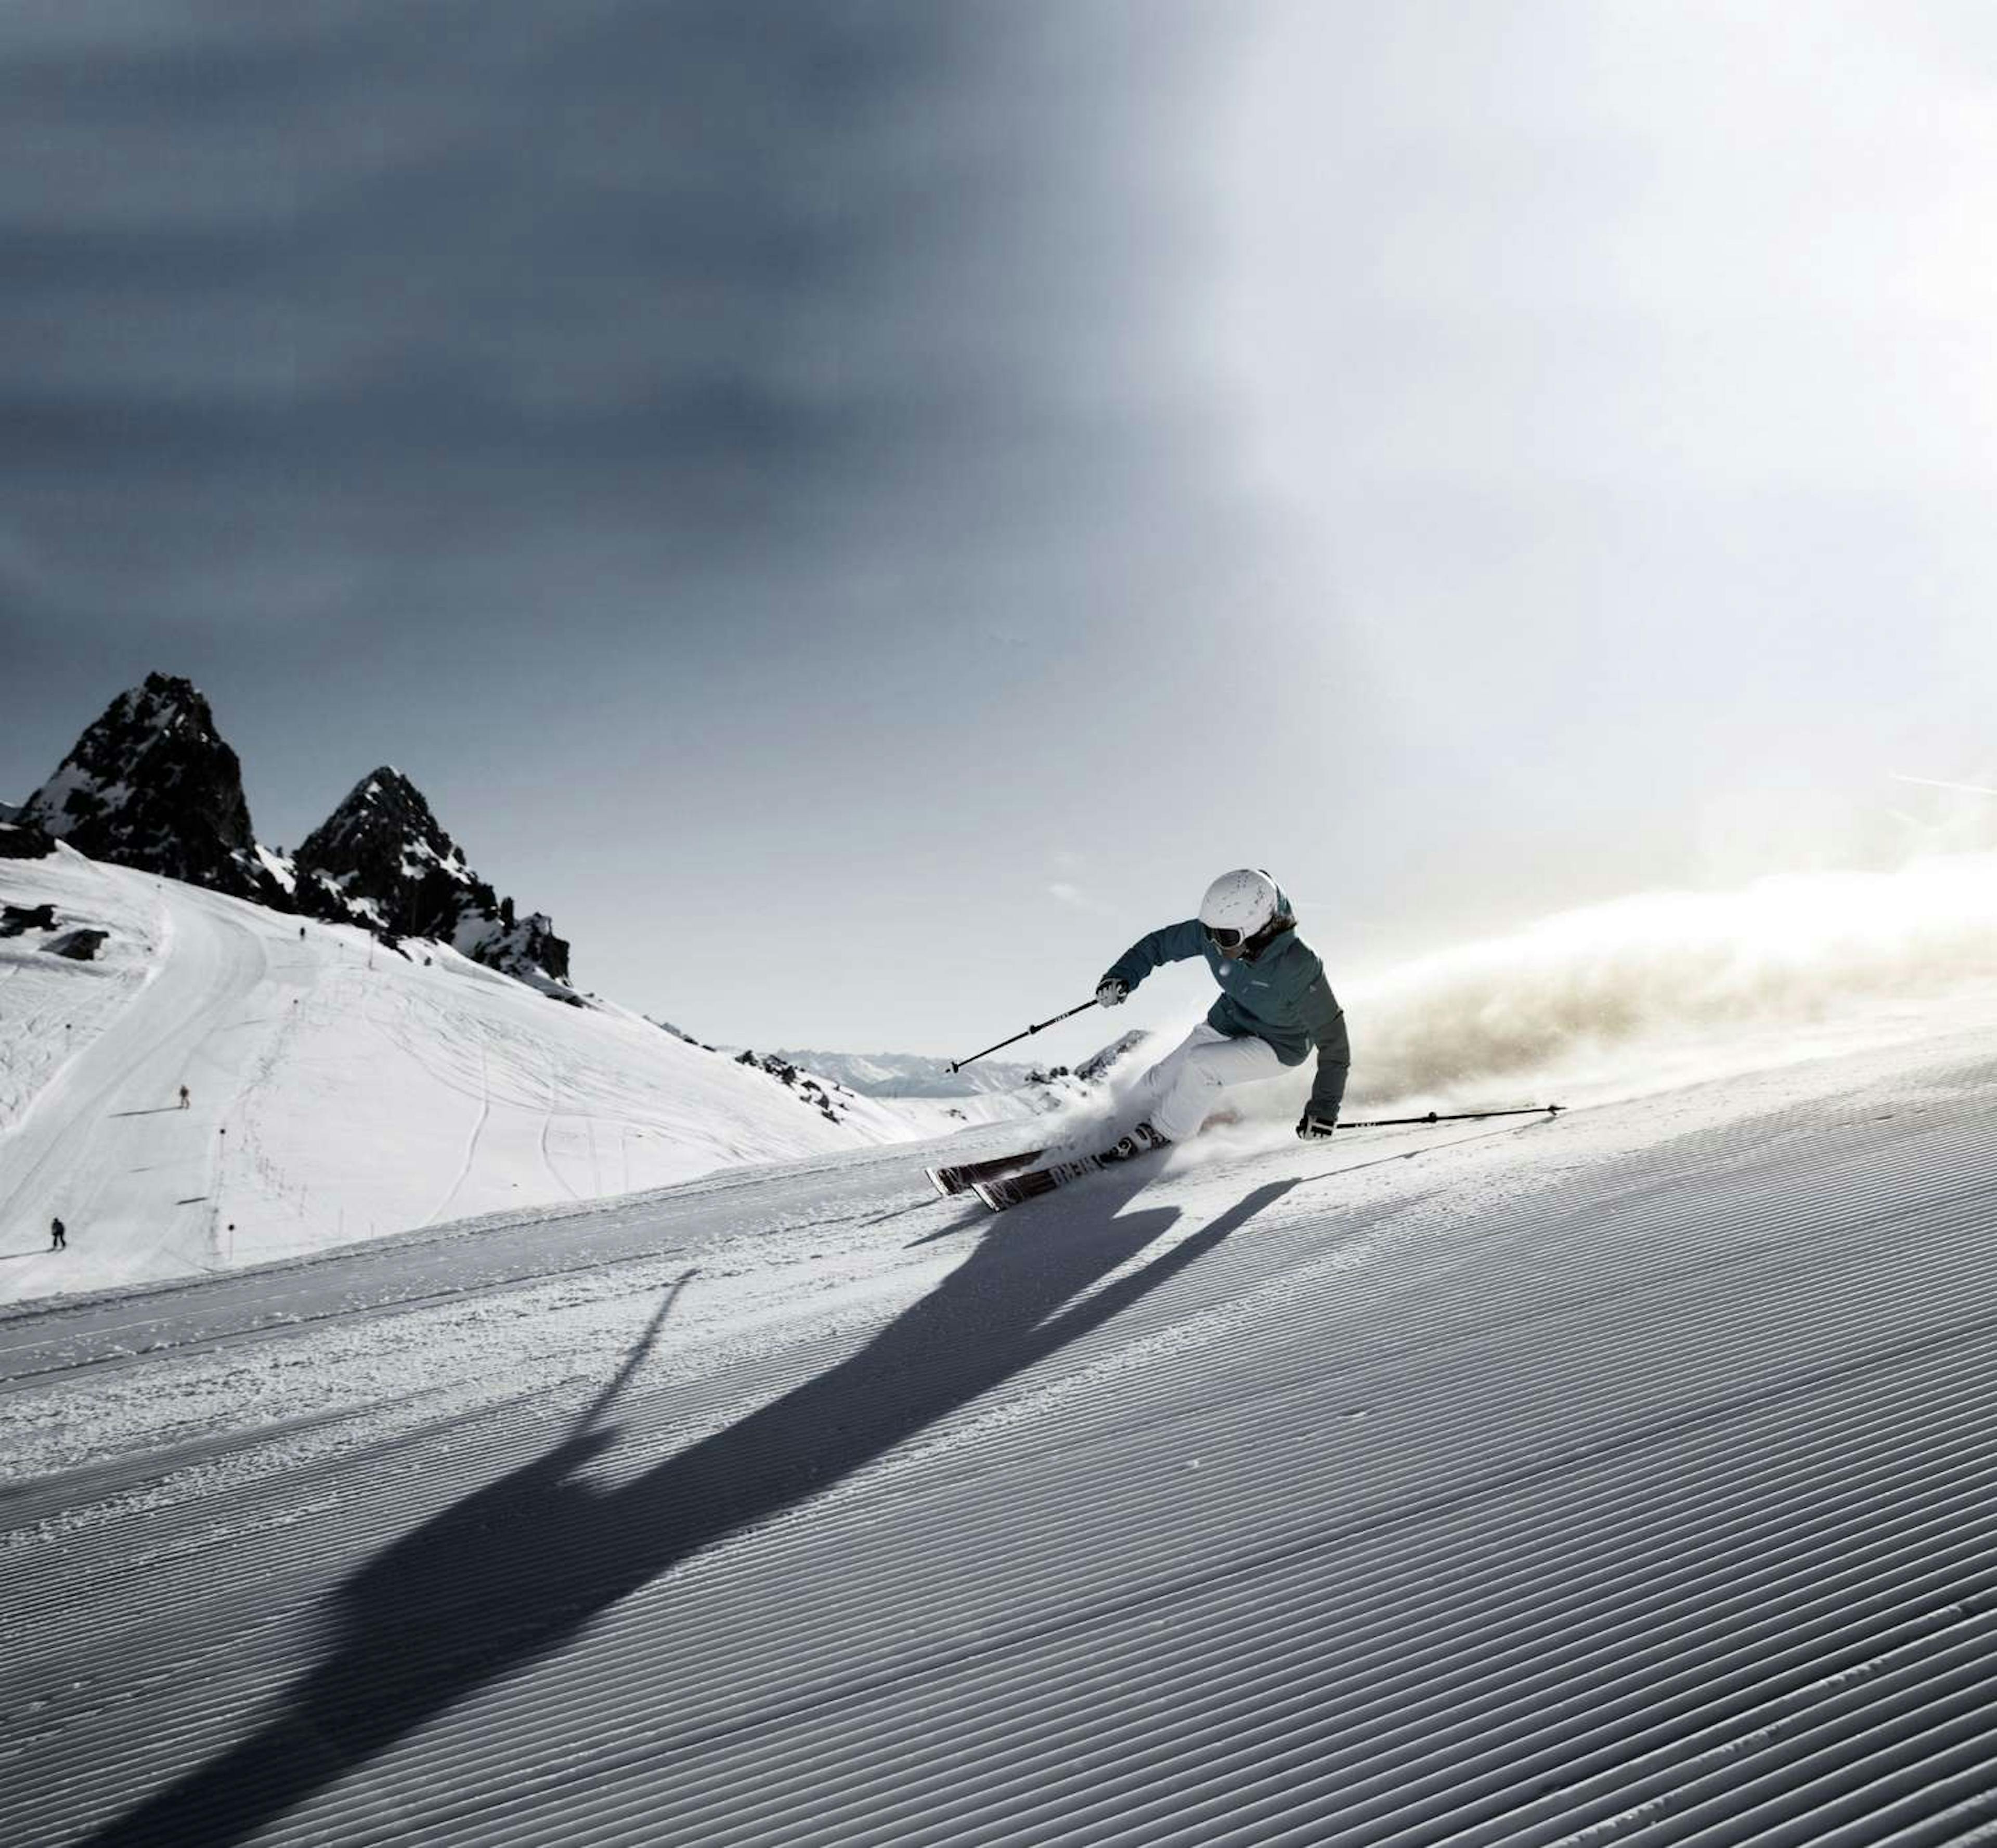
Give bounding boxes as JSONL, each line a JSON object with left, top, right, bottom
{"left": 1098, "top": 1121, "right": 1172, "bottom": 1165}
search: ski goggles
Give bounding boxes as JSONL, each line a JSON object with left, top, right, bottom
{"left": 1202, "top": 923, "right": 1246, "bottom": 953}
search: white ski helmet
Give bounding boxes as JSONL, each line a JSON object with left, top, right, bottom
{"left": 1198, "top": 868, "right": 1289, "bottom": 955}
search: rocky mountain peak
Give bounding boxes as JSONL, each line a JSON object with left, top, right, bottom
{"left": 294, "top": 768, "right": 469, "bottom": 906}
{"left": 293, "top": 766, "right": 571, "bottom": 994}
{"left": 19, "top": 674, "right": 284, "bottom": 903}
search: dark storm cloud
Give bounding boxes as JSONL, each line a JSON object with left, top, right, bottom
{"left": 0, "top": 2, "right": 1208, "bottom": 654}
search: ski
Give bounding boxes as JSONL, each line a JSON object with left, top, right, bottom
{"left": 972, "top": 1156, "right": 1098, "bottom": 1211}
{"left": 925, "top": 1147, "right": 1047, "bottom": 1199}
{"left": 970, "top": 1106, "right": 1564, "bottom": 1211}
{"left": 971, "top": 1125, "right": 1170, "bottom": 1212}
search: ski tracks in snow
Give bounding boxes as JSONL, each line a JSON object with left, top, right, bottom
{"left": 425, "top": 1043, "right": 494, "bottom": 1229}
{"left": 537, "top": 1053, "right": 583, "bottom": 1202}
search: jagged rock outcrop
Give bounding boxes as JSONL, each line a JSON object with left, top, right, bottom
{"left": 1, "top": 903, "right": 57, "bottom": 936}
{"left": 19, "top": 675, "right": 287, "bottom": 903}
{"left": 734, "top": 1050, "right": 860, "bottom": 1125}
{"left": 1074, "top": 1029, "right": 1151, "bottom": 1082}
{"left": 649, "top": 1017, "right": 715, "bottom": 1050}
{"left": 1024, "top": 1029, "right": 1152, "bottom": 1089}
{"left": 292, "top": 768, "right": 573, "bottom": 994}
{"left": 0, "top": 819, "right": 53, "bottom": 859}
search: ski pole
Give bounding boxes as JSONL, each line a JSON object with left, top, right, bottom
{"left": 1337, "top": 1104, "right": 1562, "bottom": 1130}
{"left": 948, "top": 1000, "right": 1100, "bottom": 1074}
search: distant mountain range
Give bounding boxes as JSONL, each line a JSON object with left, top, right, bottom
{"left": 774, "top": 1031, "right": 1152, "bottom": 1100}
{"left": 769, "top": 1050, "right": 1036, "bottom": 1098}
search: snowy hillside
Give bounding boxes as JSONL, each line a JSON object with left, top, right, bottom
{"left": 0, "top": 848, "right": 927, "bottom": 1303}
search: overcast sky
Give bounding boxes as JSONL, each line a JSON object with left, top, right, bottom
{"left": 6, "top": 2, "right": 1996, "bottom": 1057}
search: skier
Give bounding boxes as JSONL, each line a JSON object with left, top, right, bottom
{"left": 1093, "top": 868, "right": 1348, "bottom": 1159}
{"left": 49, "top": 1216, "right": 65, "bottom": 1251}
{"left": 178, "top": 1084, "right": 190, "bottom": 1110}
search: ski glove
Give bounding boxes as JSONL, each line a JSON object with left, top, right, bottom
{"left": 1095, "top": 978, "right": 1129, "bottom": 1009}
{"left": 1295, "top": 1111, "right": 1338, "bottom": 1141}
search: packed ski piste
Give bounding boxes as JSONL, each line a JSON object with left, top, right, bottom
{"left": 927, "top": 867, "right": 1560, "bottom": 1211}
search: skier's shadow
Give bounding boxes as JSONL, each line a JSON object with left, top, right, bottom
{"left": 86, "top": 1175, "right": 1293, "bottom": 1846}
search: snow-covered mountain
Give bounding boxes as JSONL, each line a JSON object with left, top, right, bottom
{"left": 0, "top": 676, "right": 1083, "bottom": 1302}
{"left": 291, "top": 766, "right": 572, "bottom": 994}
{"left": 17, "top": 675, "right": 575, "bottom": 997}
{"left": 18, "top": 673, "right": 291, "bottom": 908}
{"left": 11, "top": 678, "right": 1155, "bottom": 1105}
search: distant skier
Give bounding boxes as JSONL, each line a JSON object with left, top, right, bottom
{"left": 178, "top": 1084, "right": 190, "bottom": 1110}
{"left": 1093, "top": 868, "right": 1348, "bottom": 1159}
{"left": 49, "top": 1216, "right": 65, "bottom": 1251}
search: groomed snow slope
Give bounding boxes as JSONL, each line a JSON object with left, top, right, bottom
{"left": 0, "top": 850, "right": 927, "bottom": 1303}
{"left": 6, "top": 1009, "right": 1997, "bottom": 1846}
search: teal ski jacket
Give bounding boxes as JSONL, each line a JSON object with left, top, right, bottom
{"left": 1102, "top": 920, "right": 1350, "bottom": 1118}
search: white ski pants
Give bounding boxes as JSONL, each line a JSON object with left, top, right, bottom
{"left": 1134, "top": 1022, "right": 1286, "bottom": 1144}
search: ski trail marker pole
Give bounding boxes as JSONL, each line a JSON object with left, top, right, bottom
{"left": 1337, "top": 1104, "right": 1563, "bottom": 1130}
{"left": 948, "top": 1000, "right": 1100, "bottom": 1075}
